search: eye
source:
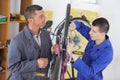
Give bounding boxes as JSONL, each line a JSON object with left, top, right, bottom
{"left": 91, "top": 29, "right": 97, "bottom": 33}
{"left": 39, "top": 15, "right": 45, "bottom": 18}
{"left": 93, "top": 30, "right": 96, "bottom": 33}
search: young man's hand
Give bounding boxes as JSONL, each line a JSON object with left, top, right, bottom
{"left": 69, "top": 22, "right": 76, "bottom": 31}
{"left": 72, "top": 54, "right": 79, "bottom": 61}
{"left": 67, "top": 39, "right": 79, "bottom": 61}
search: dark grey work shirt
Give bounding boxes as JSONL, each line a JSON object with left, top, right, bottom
{"left": 8, "top": 26, "right": 52, "bottom": 80}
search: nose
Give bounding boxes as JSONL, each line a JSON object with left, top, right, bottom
{"left": 89, "top": 30, "right": 92, "bottom": 35}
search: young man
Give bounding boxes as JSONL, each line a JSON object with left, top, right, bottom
{"left": 69, "top": 17, "right": 113, "bottom": 80}
{"left": 8, "top": 5, "right": 54, "bottom": 80}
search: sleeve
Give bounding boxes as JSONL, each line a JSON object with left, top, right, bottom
{"left": 74, "top": 21, "right": 91, "bottom": 40}
{"left": 72, "top": 50, "right": 113, "bottom": 79}
{"left": 8, "top": 38, "right": 38, "bottom": 73}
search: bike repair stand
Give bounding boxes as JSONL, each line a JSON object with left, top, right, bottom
{"left": 66, "top": 58, "right": 75, "bottom": 80}
{"left": 71, "top": 61, "right": 75, "bottom": 80}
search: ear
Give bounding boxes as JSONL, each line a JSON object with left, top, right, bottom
{"left": 27, "top": 18, "right": 33, "bottom": 23}
{"left": 101, "top": 32, "right": 106, "bottom": 36}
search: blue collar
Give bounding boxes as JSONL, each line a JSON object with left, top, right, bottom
{"left": 91, "top": 35, "right": 111, "bottom": 51}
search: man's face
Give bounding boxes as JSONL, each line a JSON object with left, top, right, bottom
{"left": 89, "top": 26, "right": 105, "bottom": 41}
{"left": 32, "top": 10, "right": 46, "bottom": 28}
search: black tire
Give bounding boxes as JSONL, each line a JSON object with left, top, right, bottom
{"left": 70, "top": 17, "right": 91, "bottom": 27}
{"left": 50, "top": 56, "right": 62, "bottom": 80}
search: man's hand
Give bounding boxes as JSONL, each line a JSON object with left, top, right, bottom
{"left": 51, "top": 44, "right": 58, "bottom": 54}
{"left": 37, "top": 58, "right": 48, "bottom": 68}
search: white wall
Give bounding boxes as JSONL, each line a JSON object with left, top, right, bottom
{"left": 10, "top": 0, "right": 21, "bottom": 38}
{"left": 98, "top": 0, "right": 120, "bottom": 80}
{"left": 33, "top": 0, "right": 99, "bottom": 31}
{"left": 33, "top": 0, "right": 69, "bottom": 31}
{"left": 33, "top": 0, "right": 120, "bottom": 80}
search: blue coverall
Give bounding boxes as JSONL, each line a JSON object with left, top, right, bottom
{"left": 72, "top": 21, "right": 113, "bottom": 80}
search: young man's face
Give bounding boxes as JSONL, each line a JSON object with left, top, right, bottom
{"left": 89, "top": 26, "right": 105, "bottom": 41}
{"left": 32, "top": 9, "right": 46, "bottom": 28}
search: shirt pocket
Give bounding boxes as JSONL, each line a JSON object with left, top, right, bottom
{"left": 21, "top": 72, "right": 33, "bottom": 80}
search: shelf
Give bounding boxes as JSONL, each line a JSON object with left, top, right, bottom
{"left": 0, "top": 20, "right": 26, "bottom": 24}
{"left": 0, "top": 46, "right": 5, "bottom": 49}
{"left": 0, "top": 0, "right": 33, "bottom": 80}
{"left": 10, "top": 20, "right": 26, "bottom": 23}
{"left": 0, "top": 22, "right": 7, "bottom": 24}
{"left": 0, "top": 70, "right": 6, "bottom": 73}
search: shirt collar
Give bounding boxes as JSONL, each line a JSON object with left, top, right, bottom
{"left": 92, "top": 35, "right": 111, "bottom": 51}
{"left": 23, "top": 25, "right": 41, "bottom": 39}
{"left": 26, "top": 26, "right": 41, "bottom": 36}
